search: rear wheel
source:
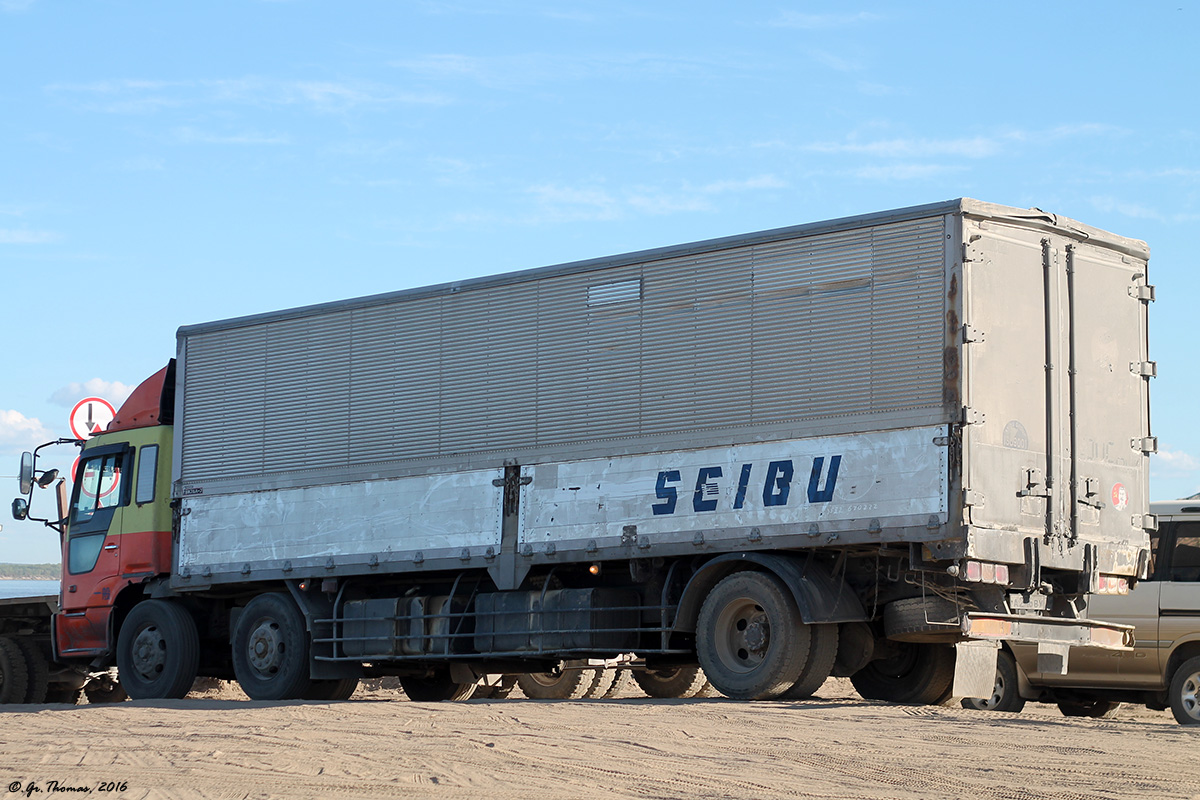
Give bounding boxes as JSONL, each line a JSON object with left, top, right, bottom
{"left": 116, "top": 600, "right": 200, "bottom": 700}
{"left": 602, "top": 670, "right": 631, "bottom": 698}
{"left": 400, "top": 673, "right": 476, "bottom": 701}
{"left": 961, "top": 650, "right": 1026, "bottom": 713}
{"left": 1170, "top": 656, "right": 1200, "bottom": 725}
{"left": 0, "top": 637, "right": 30, "bottom": 704}
{"left": 232, "top": 593, "right": 313, "bottom": 701}
{"left": 782, "top": 624, "right": 839, "bottom": 699}
{"left": 696, "top": 571, "right": 809, "bottom": 700}
{"left": 518, "top": 669, "right": 599, "bottom": 700}
{"left": 850, "top": 642, "right": 955, "bottom": 705}
{"left": 632, "top": 665, "right": 710, "bottom": 699}
{"left": 14, "top": 639, "right": 48, "bottom": 704}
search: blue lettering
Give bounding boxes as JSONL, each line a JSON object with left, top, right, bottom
{"left": 762, "top": 460, "right": 793, "bottom": 507}
{"left": 807, "top": 455, "right": 841, "bottom": 503}
{"left": 652, "top": 470, "right": 681, "bottom": 515}
{"left": 693, "top": 466, "right": 723, "bottom": 513}
{"left": 733, "top": 463, "right": 752, "bottom": 510}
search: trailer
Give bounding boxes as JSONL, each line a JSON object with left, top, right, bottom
{"left": 6, "top": 198, "right": 1154, "bottom": 704}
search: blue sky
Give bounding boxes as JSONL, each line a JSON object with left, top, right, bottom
{"left": 1, "top": 2, "right": 1197, "bottom": 562}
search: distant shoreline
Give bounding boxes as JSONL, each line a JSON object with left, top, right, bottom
{"left": 0, "top": 564, "right": 61, "bottom": 580}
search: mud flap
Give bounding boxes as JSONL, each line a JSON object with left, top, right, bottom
{"left": 953, "top": 640, "right": 999, "bottom": 699}
{"left": 1036, "top": 642, "right": 1071, "bottom": 675}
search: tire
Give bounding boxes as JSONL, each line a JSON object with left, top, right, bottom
{"left": 1057, "top": 697, "right": 1122, "bottom": 719}
{"left": 961, "top": 650, "right": 1026, "bottom": 713}
{"left": 584, "top": 669, "right": 618, "bottom": 698}
{"left": 14, "top": 639, "right": 49, "bottom": 704}
{"left": 400, "top": 673, "right": 476, "bottom": 701}
{"left": 602, "top": 670, "right": 630, "bottom": 698}
{"left": 84, "top": 680, "right": 129, "bottom": 704}
{"left": 632, "top": 665, "right": 710, "bottom": 699}
{"left": 232, "top": 593, "right": 313, "bottom": 701}
{"left": 474, "top": 676, "right": 517, "bottom": 700}
{"left": 116, "top": 600, "right": 200, "bottom": 700}
{"left": 0, "top": 637, "right": 30, "bottom": 704}
{"left": 696, "top": 571, "right": 810, "bottom": 700}
{"left": 303, "top": 678, "right": 359, "bottom": 701}
{"left": 884, "top": 596, "right": 961, "bottom": 642}
{"left": 782, "top": 623, "right": 839, "bottom": 699}
{"left": 1170, "top": 656, "right": 1200, "bottom": 725}
{"left": 850, "top": 642, "right": 955, "bottom": 705}
{"left": 517, "top": 669, "right": 599, "bottom": 700}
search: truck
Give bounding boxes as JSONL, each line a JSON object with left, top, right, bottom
{"left": 3, "top": 198, "right": 1156, "bottom": 706}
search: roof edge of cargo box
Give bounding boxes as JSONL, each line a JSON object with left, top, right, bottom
{"left": 176, "top": 197, "right": 1151, "bottom": 338}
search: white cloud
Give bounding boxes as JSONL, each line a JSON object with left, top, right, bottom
{"left": 1, "top": 0, "right": 38, "bottom": 11}
{"left": 1153, "top": 447, "right": 1200, "bottom": 476}
{"left": 806, "top": 136, "right": 1003, "bottom": 159}
{"left": 0, "top": 410, "right": 51, "bottom": 449}
{"left": 527, "top": 174, "right": 787, "bottom": 222}
{"left": 49, "top": 379, "right": 136, "bottom": 409}
{"left": 853, "top": 164, "right": 961, "bottom": 181}
{"left": 0, "top": 229, "right": 57, "bottom": 244}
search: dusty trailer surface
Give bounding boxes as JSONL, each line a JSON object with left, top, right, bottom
{"left": 7, "top": 197, "right": 1154, "bottom": 705}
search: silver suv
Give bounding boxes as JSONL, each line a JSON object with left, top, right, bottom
{"left": 966, "top": 499, "right": 1200, "bottom": 724}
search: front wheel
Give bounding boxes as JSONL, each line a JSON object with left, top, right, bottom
{"left": 696, "top": 571, "right": 809, "bottom": 700}
{"left": 116, "top": 600, "right": 200, "bottom": 700}
{"left": 850, "top": 641, "right": 954, "bottom": 705}
{"left": 1169, "top": 656, "right": 1200, "bottom": 725}
{"left": 961, "top": 649, "right": 1026, "bottom": 713}
{"left": 232, "top": 593, "right": 313, "bottom": 701}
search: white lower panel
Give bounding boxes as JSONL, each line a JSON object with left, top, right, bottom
{"left": 178, "top": 468, "right": 503, "bottom": 570}
{"left": 519, "top": 426, "right": 948, "bottom": 547}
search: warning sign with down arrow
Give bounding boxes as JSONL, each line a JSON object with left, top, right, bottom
{"left": 69, "top": 396, "right": 116, "bottom": 440}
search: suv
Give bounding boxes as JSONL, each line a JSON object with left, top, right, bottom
{"left": 966, "top": 499, "right": 1200, "bottom": 724}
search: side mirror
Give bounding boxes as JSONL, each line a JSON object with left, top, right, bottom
{"left": 11, "top": 497, "right": 28, "bottom": 521}
{"left": 18, "top": 452, "right": 33, "bottom": 495}
{"left": 37, "top": 469, "right": 59, "bottom": 488}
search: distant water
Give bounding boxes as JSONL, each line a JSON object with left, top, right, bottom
{"left": 0, "top": 580, "right": 59, "bottom": 599}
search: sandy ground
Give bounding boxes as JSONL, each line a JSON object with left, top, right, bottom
{"left": 1, "top": 678, "right": 1196, "bottom": 800}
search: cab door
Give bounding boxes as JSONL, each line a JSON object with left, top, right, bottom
{"left": 56, "top": 443, "right": 131, "bottom": 656}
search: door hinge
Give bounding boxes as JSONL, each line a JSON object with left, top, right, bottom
{"left": 1128, "top": 284, "right": 1156, "bottom": 302}
{"left": 961, "top": 407, "right": 986, "bottom": 425}
{"left": 1130, "top": 360, "right": 1157, "bottom": 378}
{"left": 960, "top": 324, "right": 986, "bottom": 344}
{"left": 964, "top": 489, "right": 986, "bottom": 507}
{"left": 1133, "top": 436, "right": 1158, "bottom": 455}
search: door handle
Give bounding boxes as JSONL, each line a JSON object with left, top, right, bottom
{"left": 104, "top": 543, "right": 118, "bottom": 551}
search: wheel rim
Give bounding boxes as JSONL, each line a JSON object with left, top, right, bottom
{"left": 978, "top": 672, "right": 1006, "bottom": 709}
{"left": 129, "top": 624, "right": 168, "bottom": 680}
{"left": 527, "top": 672, "right": 566, "bottom": 687}
{"left": 246, "top": 619, "right": 287, "bottom": 677}
{"left": 1182, "top": 670, "right": 1200, "bottom": 722}
{"left": 713, "top": 595, "right": 772, "bottom": 674}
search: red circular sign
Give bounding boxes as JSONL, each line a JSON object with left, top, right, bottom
{"left": 1111, "top": 483, "right": 1128, "bottom": 511}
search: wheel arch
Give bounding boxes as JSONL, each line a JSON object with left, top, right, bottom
{"left": 1165, "top": 639, "right": 1200, "bottom": 685}
{"left": 672, "top": 552, "right": 867, "bottom": 634}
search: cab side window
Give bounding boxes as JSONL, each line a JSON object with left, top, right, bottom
{"left": 1169, "top": 522, "right": 1200, "bottom": 583}
{"left": 70, "top": 452, "right": 126, "bottom": 525}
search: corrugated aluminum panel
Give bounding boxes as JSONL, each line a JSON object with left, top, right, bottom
{"left": 178, "top": 215, "right": 950, "bottom": 489}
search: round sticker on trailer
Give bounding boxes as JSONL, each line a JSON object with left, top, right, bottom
{"left": 1112, "top": 483, "right": 1128, "bottom": 511}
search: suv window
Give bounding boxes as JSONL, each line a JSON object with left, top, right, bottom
{"left": 1170, "top": 522, "right": 1200, "bottom": 582}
